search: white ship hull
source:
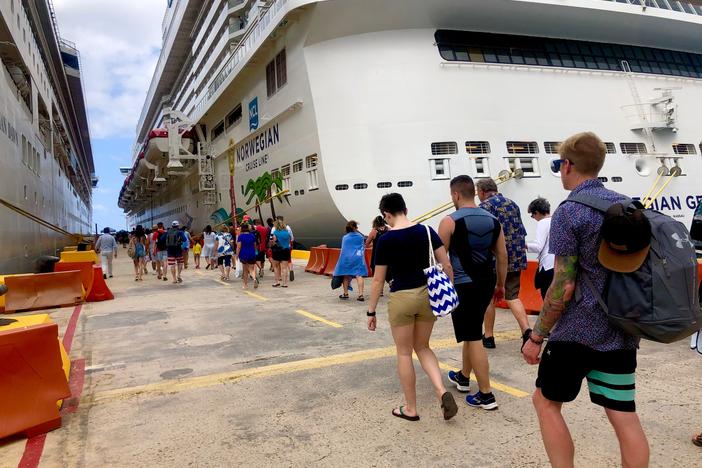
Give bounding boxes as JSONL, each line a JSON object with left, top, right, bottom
{"left": 126, "top": 0, "right": 702, "bottom": 248}
{"left": 0, "top": 0, "right": 94, "bottom": 273}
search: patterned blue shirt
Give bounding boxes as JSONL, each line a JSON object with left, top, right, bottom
{"left": 480, "top": 193, "right": 527, "bottom": 272}
{"left": 548, "top": 179, "right": 639, "bottom": 351}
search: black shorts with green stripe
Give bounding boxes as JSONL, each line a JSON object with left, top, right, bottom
{"left": 536, "top": 341, "right": 637, "bottom": 412}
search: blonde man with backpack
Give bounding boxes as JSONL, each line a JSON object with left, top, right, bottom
{"left": 522, "top": 132, "right": 650, "bottom": 468}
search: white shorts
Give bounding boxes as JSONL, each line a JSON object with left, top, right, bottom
{"left": 202, "top": 245, "right": 215, "bottom": 257}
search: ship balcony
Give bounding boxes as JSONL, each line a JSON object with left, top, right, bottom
{"left": 621, "top": 103, "right": 678, "bottom": 131}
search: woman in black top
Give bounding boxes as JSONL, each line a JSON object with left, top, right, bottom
{"left": 365, "top": 215, "right": 389, "bottom": 276}
{"left": 367, "top": 193, "right": 458, "bottom": 422}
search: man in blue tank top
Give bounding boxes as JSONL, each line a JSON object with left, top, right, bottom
{"left": 438, "top": 175, "right": 507, "bottom": 410}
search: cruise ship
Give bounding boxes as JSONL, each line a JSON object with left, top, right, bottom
{"left": 120, "top": 0, "right": 702, "bottom": 248}
{"left": 0, "top": 0, "right": 95, "bottom": 273}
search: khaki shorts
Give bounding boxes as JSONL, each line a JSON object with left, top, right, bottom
{"left": 505, "top": 271, "right": 522, "bottom": 300}
{"left": 388, "top": 286, "right": 436, "bottom": 327}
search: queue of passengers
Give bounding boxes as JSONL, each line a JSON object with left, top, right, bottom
{"left": 364, "top": 132, "right": 656, "bottom": 468}
{"left": 96, "top": 215, "right": 297, "bottom": 289}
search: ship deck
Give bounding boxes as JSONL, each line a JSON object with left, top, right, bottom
{"left": 1, "top": 253, "right": 700, "bottom": 467}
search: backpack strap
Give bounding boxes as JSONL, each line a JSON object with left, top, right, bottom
{"left": 577, "top": 270, "right": 609, "bottom": 314}
{"left": 563, "top": 193, "right": 636, "bottom": 213}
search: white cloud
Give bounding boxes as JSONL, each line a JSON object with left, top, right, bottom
{"left": 52, "top": 0, "right": 166, "bottom": 140}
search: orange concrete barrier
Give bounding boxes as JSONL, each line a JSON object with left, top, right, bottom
{"left": 3, "top": 271, "right": 84, "bottom": 313}
{"left": 0, "top": 322, "right": 71, "bottom": 439}
{"left": 364, "top": 248, "right": 373, "bottom": 277}
{"left": 86, "top": 266, "right": 114, "bottom": 302}
{"left": 496, "top": 260, "right": 543, "bottom": 315}
{"left": 305, "top": 247, "right": 320, "bottom": 273}
{"left": 54, "top": 261, "right": 94, "bottom": 294}
{"left": 312, "top": 248, "right": 330, "bottom": 274}
{"left": 322, "top": 248, "right": 341, "bottom": 277}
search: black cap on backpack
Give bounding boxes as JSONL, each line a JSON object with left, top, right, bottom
{"left": 598, "top": 203, "right": 651, "bottom": 273}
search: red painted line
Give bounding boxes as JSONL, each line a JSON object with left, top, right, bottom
{"left": 17, "top": 435, "right": 46, "bottom": 468}
{"left": 62, "top": 304, "right": 82, "bottom": 354}
{"left": 60, "top": 359, "right": 86, "bottom": 415}
{"left": 17, "top": 305, "right": 84, "bottom": 468}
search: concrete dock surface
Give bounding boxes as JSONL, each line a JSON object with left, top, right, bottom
{"left": 1, "top": 252, "right": 700, "bottom": 467}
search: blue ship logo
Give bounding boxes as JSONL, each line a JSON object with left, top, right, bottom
{"left": 249, "top": 97, "right": 259, "bottom": 131}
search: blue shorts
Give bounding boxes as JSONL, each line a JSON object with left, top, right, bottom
{"left": 157, "top": 251, "right": 167, "bottom": 262}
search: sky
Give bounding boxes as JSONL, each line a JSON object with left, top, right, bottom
{"left": 53, "top": 0, "right": 166, "bottom": 231}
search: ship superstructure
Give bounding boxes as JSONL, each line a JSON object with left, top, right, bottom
{"left": 121, "top": 0, "right": 702, "bottom": 247}
{"left": 0, "top": 0, "right": 95, "bottom": 273}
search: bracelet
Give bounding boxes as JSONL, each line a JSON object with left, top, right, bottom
{"left": 529, "top": 334, "right": 544, "bottom": 345}
{"left": 366, "top": 311, "right": 376, "bottom": 317}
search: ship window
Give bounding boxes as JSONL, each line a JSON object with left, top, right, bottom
{"left": 544, "top": 142, "right": 561, "bottom": 154}
{"left": 292, "top": 159, "right": 303, "bottom": 173}
{"left": 211, "top": 120, "right": 225, "bottom": 140}
{"left": 281, "top": 164, "right": 291, "bottom": 177}
{"left": 353, "top": 183, "right": 368, "bottom": 190}
{"left": 24, "top": 185, "right": 27, "bottom": 199}
{"left": 397, "top": 181, "right": 413, "bottom": 188}
{"left": 266, "top": 49, "right": 287, "bottom": 98}
{"left": 307, "top": 169, "right": 319, "bottom": 190}
{"left": 430, "top": 159, "right": 451, "bottom": 180}
{"left": 377, "top": 182, "right": 392, "bottom": 189}
{"left": 620, "top": 142, "right": 648, "bottom": 154}
{"left": 434, "top": 30, "right": 702, "bottom": 79}
{"left": 22, "top": 135, "right": 27, "bottom": 165}
{"left": 672, "top": 143, "right": 696, "bottom": 155}
{"left": 612, "top": 176, "right": 623, "bottom": 182}
{"left": 335, "top": 184, "right": 349, "bottom": 191}
{"left": 431, "top": 142, "right": 458, "bottom": 155}
{"left": 226, "top": 104, "right": 242, "bottom": 128}
{"left": 605, "top": 142, "right": 616, "bottom": 154}
{"left": 474, "top": 157, "right": 489, "bottom": 176}
{"left": 305, "top": 154, "right": 318, "bottom": 168}
{"left": 507, "top": 141, "right": 539, "bottom": 154}
{"left": 465, "top": 141, "right": 490, "bottom": 154}
{"left": 598, "top": 177, "right": 609, "bottom": 183}
{"left": 506, "top": 157, "right": 539, "bottom": 176}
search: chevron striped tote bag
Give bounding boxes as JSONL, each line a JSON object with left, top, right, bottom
{"left": 422, "top": 225, "right": 459, "bottom": 317}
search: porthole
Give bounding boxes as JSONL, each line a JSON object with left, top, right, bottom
{"left": 353, "top": 183, "right": 368, "bottom": 190}
{"left": 598, "top": 177, "right": 608, "bottom": 183}
{"left": 612, "top": 177, "right": 623, "bottom": 182}
{"left": 397, "top": 181, "right": 413, "bottom": 188}
{"left": 335, "top": 184, "right": 349, "bottom": 191}
{"left": 377, "top": 182, "right": 392, "bottom": 189}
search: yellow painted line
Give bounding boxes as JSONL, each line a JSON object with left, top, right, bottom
{"left": 215, "top": 279, "right": 229, "bottom": 286}
{"left": 83, "top": 331, "right": 523, "bottom": 406}
{"left": 295, "top": 309, "right": 342, "bottom": 328}
{"left": 436, "top": 360, "right": 530, "bottom": 398}
{"left": 244, "top": 291, "right": 267, "bottom": 301}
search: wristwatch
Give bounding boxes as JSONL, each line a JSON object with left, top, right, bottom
{"left": 366, "top": 311, "right": 376, "bottom": 317}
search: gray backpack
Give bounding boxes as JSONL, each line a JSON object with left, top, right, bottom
{"left": 568, "top": 193, "right": 701, "bottom": 344}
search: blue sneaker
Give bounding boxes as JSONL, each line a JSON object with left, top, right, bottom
{"left": 447, "top": 370, "right": 471, "bottom": 392}
{"left": 466, "top": 391, "right": 498, "bottom": 410}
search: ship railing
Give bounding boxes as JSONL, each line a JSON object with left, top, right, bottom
{"left": 191, "top": 0, "right": 289, "bottom": 119}
{"left": 412, "top": 170, "right": 524, "bottom": 224}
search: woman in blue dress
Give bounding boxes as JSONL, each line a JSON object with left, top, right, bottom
{"left": 334, "top": 220, "right": 367, "bottom": 301}
{"left": 236, "top": 224, "right": 258, "bottom": 290}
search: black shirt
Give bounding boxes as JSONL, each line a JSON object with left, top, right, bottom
{"left": 374, "top": 224, "right": 443, "bottom": 292}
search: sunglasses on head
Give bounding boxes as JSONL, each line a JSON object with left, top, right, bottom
{"left": 550, "top": 158, "right": 573, "bottom": 173}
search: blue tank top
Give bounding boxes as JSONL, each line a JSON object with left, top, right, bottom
{"left": 449, "top": 207, "right": 501, "bottom": 284}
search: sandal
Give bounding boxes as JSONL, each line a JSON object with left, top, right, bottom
{"left": 441, "top": 392, "right": 458, "bottom": 421}
{"left": 339, "top": 294, "right": 349, "bottom": 300}
{"left": 272, "top": 283, "right": 281, "bottom": 287}
{"left": 693, "top": 433, "right": 702, "bottom": 447}
{"left": 391, "top": 406, "right": 419, "bottom": 422}
{"left": 357, "top": 295, "right": 365, "bottom": 302}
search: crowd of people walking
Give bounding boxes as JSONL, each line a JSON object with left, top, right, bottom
{"left": 96, "top": 216, "right": 296, "bottom": 290}
{"left": 93, "top": 131, "right": 702, "bottom": 462}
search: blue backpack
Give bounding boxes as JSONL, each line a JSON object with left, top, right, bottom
{"left": 568, "top": 193, "right": 701, "bottom": 343}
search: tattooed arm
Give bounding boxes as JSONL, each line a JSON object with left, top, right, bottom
{"left": 522, "top": 254, "right": 578, "bottom": 364}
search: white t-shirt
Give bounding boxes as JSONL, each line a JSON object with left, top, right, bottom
{"left": 204, "top": 232, "right": 217, "bottom": 247}
{"left": 527, "top": 217, "right": 554, "bottom": 271}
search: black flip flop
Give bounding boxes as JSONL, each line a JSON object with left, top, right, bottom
{"left": 693, "top": 433, "right": 702, "bottom": 447}
{"left": 339, "top": 294, "right": 349, "bottom": 300}
{"left": 391, "top": 406, "right": 419, "bottom": 422}
{"left": 357, "top": 295, "right": 365, "bottom": 302}
{"left": 441, "top": 392, "right": 458, "bottom": 420}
